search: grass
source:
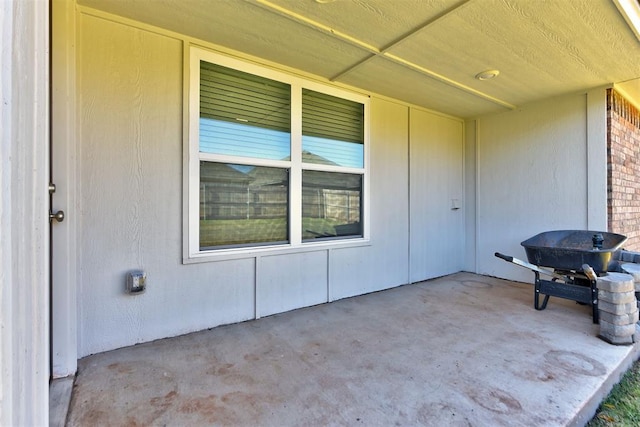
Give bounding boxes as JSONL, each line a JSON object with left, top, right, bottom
{"left": 588, "top": 359, "right": 640, "bottom": 426}
{"left": 200, "top": 218, "right": 287, "bottom": 247}
{"left": 199, "top": 217, "right": 344, "bottom": 247}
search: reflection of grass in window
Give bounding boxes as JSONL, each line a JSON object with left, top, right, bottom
{"left": 200, "top": 217, "right": 360, "bottom": 247}
{"left": 200, "top": 219, "right": 287, "bottom": 247}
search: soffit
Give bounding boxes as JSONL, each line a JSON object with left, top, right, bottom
{"left": 338, "top": 56, "right": 504, "bottom": 118}
{"left": 616, "top": 78, "right": 640, "bottom": 110}
{"left": 389, "top": 0, "right": 639, "bottom": 105}
{"left": 77, "top": 0, "right": 640, "bottom": 119}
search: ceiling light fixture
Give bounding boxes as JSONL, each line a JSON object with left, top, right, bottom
{"left": 475, "top": 69, "right": 500, "bottom": 81}
{"left": 315, "top": 0, "right": 337, "bottom": 3}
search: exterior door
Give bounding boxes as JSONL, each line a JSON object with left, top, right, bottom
{"left": 50, "top": 0, "right": 78, "bottom": 379}
{"left": 409, "top": 109, "right": 464, "bottom": 282}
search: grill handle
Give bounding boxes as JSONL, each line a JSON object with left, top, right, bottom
{"left": 495, "top": 252, "right": 513, "bottom": 262}
{"left": 582, "top": 264, "right": 598, "bottom": 281}
{"left": 494, "top": 252, "right": 568, "bottom": 281}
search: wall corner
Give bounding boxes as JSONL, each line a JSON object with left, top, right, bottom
{"left": 1, "top": 0, "right": 51, "bottom": 424}
{"left": 586, "top": 87, "right": 609, "bottom": 231}
{"left": 463, "top": 119, "right": 477, "bottom": 273}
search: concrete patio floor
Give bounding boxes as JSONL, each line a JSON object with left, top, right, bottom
{"left": 64, "top": 272, "right": 640, "bottom": 426}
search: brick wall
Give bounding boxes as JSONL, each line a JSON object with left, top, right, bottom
{"left": 608, "top": 89, "right": 640, "bottom": 251}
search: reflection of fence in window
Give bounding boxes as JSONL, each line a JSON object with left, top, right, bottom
{"left": 302, "top": 188, "right": 360, "bottom": 223}
{"left": 200, "top": 183, "right": 287, "bottom": 220}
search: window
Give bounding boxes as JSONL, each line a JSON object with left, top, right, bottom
{"left": 302, "top": 170, "right": 362, "bottom": 240}
{"left": 187, "top": 47, "right": 368, "bottom": 258}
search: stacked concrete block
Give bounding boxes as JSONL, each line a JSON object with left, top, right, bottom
{"left": 620, "top": 263, "right": 640, "bottom": 308}
{"left": 597, "top": 272, "right": 638, "bottom": 345}
{"left": 614, "top": 250, "right": 640, "bottom": 264}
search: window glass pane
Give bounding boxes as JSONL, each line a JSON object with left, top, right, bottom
{"left": 302, "top": 170, "right": 362, "bottom": 240}
{"left": 200, "top": 162, "right": 289, "bottom": 249}
{"left": 200, "top": 61, "right": 291, "bottom": 160}
{"left": 302, "top": 89, "right": 364, "bottom": 168}
{"left": 200, "top": 119, "right": 290, "bottom": 160}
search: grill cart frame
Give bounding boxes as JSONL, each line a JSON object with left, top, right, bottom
{"left": 495, "top": 230, "right": 627, "bottom": 324}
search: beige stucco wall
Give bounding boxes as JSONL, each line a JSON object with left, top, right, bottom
{"left": 70, "top": 11, "right": 465, "bottom": 356}
{"left": 474, "top": 94, "right": 598, "bottom": 282}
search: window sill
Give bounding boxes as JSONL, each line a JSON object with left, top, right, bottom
{"left": 183, "top": 237, "right": 372, "bottom": 264}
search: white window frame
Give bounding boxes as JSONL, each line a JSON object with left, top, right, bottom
{"left": 184, "top": 46, "right": 370, "bottom": 262}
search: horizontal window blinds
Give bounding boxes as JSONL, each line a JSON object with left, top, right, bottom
{"left": 200, "top": 61, "right": 290, "bottom": 133}
{"left": 302, "top": 89, "right": 364, "bottom": 144}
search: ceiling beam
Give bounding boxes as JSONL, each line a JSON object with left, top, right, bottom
{"left": 251, "top": 0, "right": 515, "bottom": 111}
{"left": 253, "top": 0, "right": 381, "bottom": 54}
{"left": 383, "top": 53, "right": 517, "bottom": 110}
{"left": 330, "top": 0, "right": 473, "bottom": 81}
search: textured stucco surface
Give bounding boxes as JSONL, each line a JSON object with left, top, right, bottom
{"left": 74, "top": 13, "right": 462, "bottom": 357}
{"left": 475, "top": 94, "right": 592, "bottom": 282}
{"left": 77, "top": 0, "right": 640, "bottom": 117}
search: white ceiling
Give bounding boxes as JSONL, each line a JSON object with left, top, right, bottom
{"left": 78, "top": 0, "right": 640, "bottom": 118}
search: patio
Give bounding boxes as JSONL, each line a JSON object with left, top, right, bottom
{"left": 61, "top": 272, "right": 640, "bottom": 426}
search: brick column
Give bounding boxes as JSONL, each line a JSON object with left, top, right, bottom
{"left": 607, "top": 89, "right": 640, "bottom": 251}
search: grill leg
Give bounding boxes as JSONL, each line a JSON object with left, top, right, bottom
{"left": 590, "top": 279, "right": 599, "bottom": 324}
{"left": 534, "top": 272, "right": 550, "bottom": 310}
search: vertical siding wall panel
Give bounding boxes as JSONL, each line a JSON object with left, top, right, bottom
{"left": 330, "top": 98, "right": 409, "bottom": 299}
{"left": 258, "top": 251, "right": 328, "bottom": 317}
{"left": 409, "top": 110, "right": 464, "bottom": 282}
{"left": 74, "top": 13, "right": 471, "bottom": 355}
{"left": 464, "top": 119, "right": 478, "bottom": 273}
{"left": 78, "top": 16, "right": 255, "bottom": 356}
{"left": 476, "top": 95, "right": 588, "bottom": 282}
{"left": 586, "top": 88, "right": 608, "bottom": 231}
